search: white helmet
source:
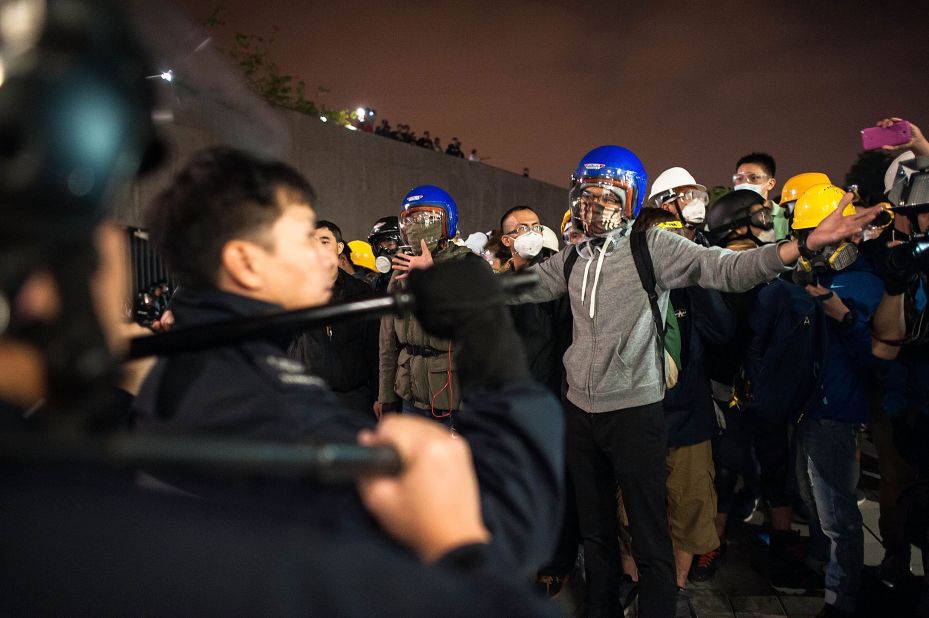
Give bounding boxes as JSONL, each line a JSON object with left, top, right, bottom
{"left": 648, "top": 167, "right": 706, "bottom": 203}
{"left": 884, "top": 150, "right": 915, "bottom": 195}
{"left": 540, "top": 225, "right": 560, "bottom": 252}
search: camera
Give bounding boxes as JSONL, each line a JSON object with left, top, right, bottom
{"left": 132, "top": 280, "right": 174, "bottom": 328}
{"left": 884, "top": 235, "right": 929, "bottom": 275}
{"left": 885, "top": 155, "right": 929, "bottom": 275}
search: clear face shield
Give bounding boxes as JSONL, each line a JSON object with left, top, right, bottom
{"left": 569, "top": 180, "right": 633, "bottom": 239}
{"left": 399, "top": 207, "right": 446, "bottom": 254}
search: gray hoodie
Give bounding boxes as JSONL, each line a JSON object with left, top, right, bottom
{"left": 512, "top": 227, "right": 791, "bottom": 413}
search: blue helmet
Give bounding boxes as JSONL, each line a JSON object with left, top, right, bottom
{"left": 401, "top": 185, "right": 458, "bottom": 238}
{"left": 570, "top": 145, "right": 648, "bottom": 220}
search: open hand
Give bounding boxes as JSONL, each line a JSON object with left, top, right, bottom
{"left": 392, "top": 240, "right": 434, "bottom": 280}
{"left": 806, "top": 192, "right": 881, "bottom": 251}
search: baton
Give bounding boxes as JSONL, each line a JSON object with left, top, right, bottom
{"left": 0, "top": 433, "right": 402, "bottom": 481}
{"left": 128, "top": 271, "right": 539, "bottom": 359}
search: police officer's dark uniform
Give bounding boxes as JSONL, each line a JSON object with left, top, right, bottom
{"left": 133, "top": 287, "right": 368, "bottom": 444}
{"left": 131, "top": 279, "right": 565, "bottom": 572}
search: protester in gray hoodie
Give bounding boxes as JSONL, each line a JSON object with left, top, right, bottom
{"left": 509, "top": 145, "right": 880, "bottom": 618}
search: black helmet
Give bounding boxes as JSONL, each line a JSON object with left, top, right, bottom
{"left": 367, "top": 216, "right": 402, "bottom": 255}
{"left": 704, "top": 189, "right": 766, "bottom": 246}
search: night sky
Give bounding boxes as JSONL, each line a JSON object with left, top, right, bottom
{"left": 175, "top": 0, "right": 929, "bottom": 192}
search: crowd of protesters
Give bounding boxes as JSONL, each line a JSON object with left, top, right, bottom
{"left": 1, "top": 7, "right": 927, "bottom": 616}
{"left": 293, "top": 117, "right": 927, "bottom": 618}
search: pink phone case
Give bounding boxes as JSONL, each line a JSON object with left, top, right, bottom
{"left": 861, "top": 121, "right": 911, "bottom": 150}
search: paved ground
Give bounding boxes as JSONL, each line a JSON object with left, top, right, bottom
{"left": 554, "top": 437, "right": 925, "bottom": 617}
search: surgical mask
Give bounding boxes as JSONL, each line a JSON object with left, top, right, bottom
{"left": 513, "top": 231, "right": 544, "bottom": 259}
{"left": 680, "top": 199, "right": 707, "bottom": 225}
{"left": 756, "top": 228, "right": 777, "bottom": 244}
{"left": 734, "top": 183, "right": 765, "bottom": 196}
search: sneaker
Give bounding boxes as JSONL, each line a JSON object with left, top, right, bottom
{"left": 617, "top": 573, "right": 638, "bottom": 610}
{"left": 689, "top": 543, "right": 726, "bottom": 583}
{"left": 675, "top": 587, "right": 697, "bottom": 618}
{"left": 734, "top": 491, "right": 761, "bottom": 522}
{"left": 767, "top": 552, "right": 822, "bottom": 594}
{"left": 879, "top": 553, "right": 914, "bottom": 588}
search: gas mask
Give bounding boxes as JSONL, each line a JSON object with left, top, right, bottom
{"left": 400, "top": 208, "right": 446, "bottom": 255}
{"left": 797, "top": 236, "right": 859, "bottom": 274}
{"left": 513, "top": 231, "right": 544, "bottom": 259}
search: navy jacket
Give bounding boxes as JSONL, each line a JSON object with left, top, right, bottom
{"left": 807, "top": 258, "right": 885, "bottom": 424}
{"left": 131, "top": 286, "right": 563, "bottom": 573}
{"left": 665, "top": 287, "right": 734, "bottom": 447}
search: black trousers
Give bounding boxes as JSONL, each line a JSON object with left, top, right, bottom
{"left": 565, "top": 400, "right": 676, "bottom": 618}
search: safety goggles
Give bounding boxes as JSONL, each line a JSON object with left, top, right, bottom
{"left": 732, "top": 172, "right": 769, "bottom": 185}
{"left": 651, "top": 188, "right": 709, "bottom": 208}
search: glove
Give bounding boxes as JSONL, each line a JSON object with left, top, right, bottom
{"left": 879, "top": 244, "right": 917, "bottom": 296}
{"left": 406, "top": 259, "right": 530, "bottom": 390}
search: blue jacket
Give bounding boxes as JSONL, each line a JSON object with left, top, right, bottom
{"left": 808, "top": 257, "right": 885, "bottom": 424}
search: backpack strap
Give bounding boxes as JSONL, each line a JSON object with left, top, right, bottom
{"left": 630, "top": 231, "right": 667, "bottom": 386}
{"left": 563, "top": 244, "right": 579, "bottom": 284}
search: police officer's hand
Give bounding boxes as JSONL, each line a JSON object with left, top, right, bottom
{"left": 407, "top": 259, "right": 529, "bottom": 389}
{"left": 406, "top": 259, "right": 504, "bottom": 340}
{"left": 357, "top": 415, "right": 490, "bottom": 563}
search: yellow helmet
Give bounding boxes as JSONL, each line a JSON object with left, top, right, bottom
{"left": 792, "top": 184, "right": 855, "bottom": 231}
{"left": 348, "top": 240, "right": 376, "bottom": 271}
{"left": 560, "top": 209, "right": 572, "bottom": 234}
{"left": 779, "top": 172, "right": 831, "bottom": 205}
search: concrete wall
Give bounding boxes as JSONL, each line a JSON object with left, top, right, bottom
{"left": 117, "top": 107, "right": 569, "bottom": 242}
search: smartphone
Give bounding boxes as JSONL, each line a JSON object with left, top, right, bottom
{"left": 397, "top": 244, "right": 415, "bottom": 256}
{"left": 861, "top": 121, "right": 911, "bottom": 151}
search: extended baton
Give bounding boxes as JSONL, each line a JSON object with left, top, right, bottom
{"left": 128, "top": 271, "right": 538, "bottom": 359}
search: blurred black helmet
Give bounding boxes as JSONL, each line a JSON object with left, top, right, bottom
{"left": 704, "top": 189, "right": 766, "bottom": 246}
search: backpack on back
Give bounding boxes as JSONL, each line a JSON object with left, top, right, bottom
{"left": 736, "top": 278, "right": 826, "bottom": 423}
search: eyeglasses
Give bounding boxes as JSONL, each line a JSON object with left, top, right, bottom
{"left": 504, "top": 223, "right": 544, "bottom": 237}
{"left": 732, "top": 172, "right": 769, "bottom": 185}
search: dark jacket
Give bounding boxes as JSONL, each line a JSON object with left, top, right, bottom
{"left": 502, "top": 248, "right": 571, "bottom": 398}
{"left": 132, "top": 287, "right": 369, "bottom": 444}
{"left": 289, "top": 268, "right": 378, "bottom": 396}
{"left": 802, "top": 258, "right": 884, "bottom": 424}
{"left": 132, "top": 285, "right": 563, "bottom": 573}
{"left": 664, "top": 287, "right": 733, "bottom": 447}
